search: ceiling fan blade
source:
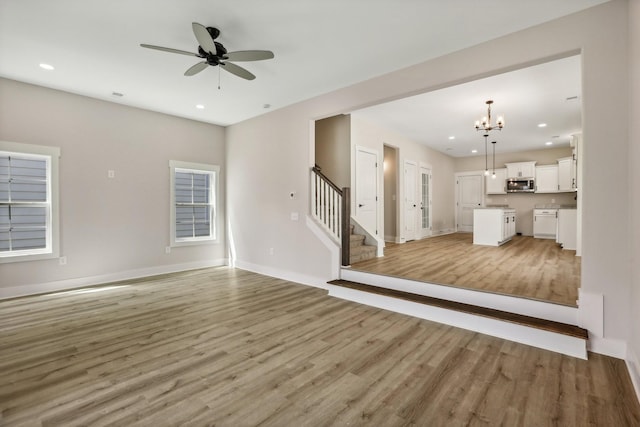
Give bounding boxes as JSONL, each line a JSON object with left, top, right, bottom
{"left": 225, "top": 50, "right": 275, "bottom": 62}
{"left": 192, "top": 22, "right": 217, "bottom": 55}
{"left": 220, "top": 62, "right": 256, "bottom": 80}
{"left": 184, "top": 62, "right": 209, "bottom": 76}
{"left": 140, "top": 44, "right": 198, "bottom": 57}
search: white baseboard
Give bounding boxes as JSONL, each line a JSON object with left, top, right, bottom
{"left": 584, "top": 336, "right": 628, "bottom": 359}
{"left": 234, "top": 260, "right": 329, "bottom": 290}
{"left": 627, "top": 347, "right": 640, "bottom": 406}
{"left": 0, "top": 259, "right": 227, "bottom": 300}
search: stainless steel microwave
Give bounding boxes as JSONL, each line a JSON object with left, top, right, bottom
{"left": 506, "top": 178, "right": 535, "bottom": 193}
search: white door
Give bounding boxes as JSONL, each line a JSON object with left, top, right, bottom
{"left": 404, "top": 160, "right": 418, "bottom": 241}
{"left": 420, "top": 166, "right": 432, "bottom": 238}
{"left": 457, "top": 174, "right": 483, "bottom": 232}
{"left": 355, "top": 146, "right": 378, "bottom": 234}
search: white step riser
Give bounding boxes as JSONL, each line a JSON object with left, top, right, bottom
{"left": 341, "top": 269, "right": 578, "bottom": 326}
{"left": 328, "top": 285, "right": 587, "bottom": 360}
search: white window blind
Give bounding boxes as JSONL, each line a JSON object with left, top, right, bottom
{"left": 170, "top": 161, "right": 218, "bottom": 246}
{"left": 0, "top": 153, "right": 50, "bottom": 255}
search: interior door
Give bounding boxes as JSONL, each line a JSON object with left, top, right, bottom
{"left": 404, "top": 160, "right": 417, "bottom": 241}
{"left": 355, "top": 146, "right": 378, "bottom": 234}
{"left": 457, "top": 174, "right": 483, "bottom": 232}
{"left": 420, "top": 165, "right": 432, "bottom": 238}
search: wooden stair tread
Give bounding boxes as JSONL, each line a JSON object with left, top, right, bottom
{"left": 328, "top": 279, "right": 588, "bottom": 340}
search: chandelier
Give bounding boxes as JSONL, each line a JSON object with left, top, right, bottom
{"left": 475, "top": 100, "right": 504, "bottom": 133}
{"left": 476, "top": 100, "right": 504, "bottom": 178}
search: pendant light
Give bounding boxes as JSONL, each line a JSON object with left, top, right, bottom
{"left": 483, "top": 134, "right": 489, "bottom": 176}
{"left": 491, "top": 140, "right": 497, "bottom": 179}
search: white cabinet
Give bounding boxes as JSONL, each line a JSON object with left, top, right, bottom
{"left": 535, "top": 165, "right": 558, "bottom": 193}
{"left": 503, "top": 210, "right": 516, "bottom": 242}
{"left": 533, "top": 209, "right": 558, "bottom": 239}
{"left": 473, "top": 208, "right": 516, "bottom": 246}
{"left": 557, "top": 208, "right": 577, "bottom": 250}
{"left": 486, "top": 168, "right": 507, "bottom": 194}
{"left": 558, "top": 157, "right": 575, "bottom": 192}
{"left": 505, "top": 161, "right": 536, "bottom": 178}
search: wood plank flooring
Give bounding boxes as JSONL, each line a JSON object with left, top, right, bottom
{"left": 351, "top": 233, "right": 580, "bottom": 306}
{"left": 1, "top": 267, "right": 637, "bottom": 426}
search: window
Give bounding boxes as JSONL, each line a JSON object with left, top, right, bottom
{"left": 0, "top": 141, "right": 60, "bottom": 262}
{"left": 169, "top": 160, "right": 218, "bottom": 246}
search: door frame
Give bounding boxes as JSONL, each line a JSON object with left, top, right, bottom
{"left": 403, "top": 159, "right": 418, "bottom": 242}
{"left": 354, "top": 145, "right": 380, "bottom": 236}
{"left": 454, "top": 170, "right": 485, "bottom": 232}
{"left": 419, "top": 162, "right": 433, "bottom": 239}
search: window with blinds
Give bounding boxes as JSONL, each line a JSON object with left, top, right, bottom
{"left": 0, "top": 153, "right": 51, "bottom": 256}
{"left": 170, "top": 161, "right": 218, "bottom": 246}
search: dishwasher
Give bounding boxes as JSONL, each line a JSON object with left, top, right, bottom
{"left": 533, "top": 208, "right": 558, "bottom": 239}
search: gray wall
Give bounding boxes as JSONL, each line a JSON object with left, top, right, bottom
{"left": 0, "top": 79, "right": 227, "bottom": 295}
{"left": 629, "top": 0, "right": 640, "bottom": 391}
{"left": 225, "top": 1, "right": 634, "bottom": 359}
{"left": 314, "top": 114, "right": 351, "bottom": 189}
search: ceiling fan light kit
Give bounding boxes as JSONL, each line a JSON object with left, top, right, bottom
{"left": 140, "top": 22, "right": 274, "bottom": 81}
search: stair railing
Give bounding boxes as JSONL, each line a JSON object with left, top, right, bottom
{"left": 311, "top": 166, "right": 350, "bottom": 266}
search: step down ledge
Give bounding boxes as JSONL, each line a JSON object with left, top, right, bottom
{"left": 340, "top": 268, "right": 577, "bottom": 325}
{"left": 328, "top": 279, "right": 588, "bottom": 359}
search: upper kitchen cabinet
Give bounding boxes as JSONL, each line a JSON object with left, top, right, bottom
{"left": 535, "top": 164, "right": 559, "bottom": 193}
{"left": 558, "top": 157, "right": 575, "bottom": 191}
{"left": 486, "top": 168, "right": 507, "bottom": 194}
{"left": 505, "top": 161, "right": 536, "bottom": 178}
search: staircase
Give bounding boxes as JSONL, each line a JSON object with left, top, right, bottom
{"left": 349, "top": 225, "right": 377, "bottom": 264}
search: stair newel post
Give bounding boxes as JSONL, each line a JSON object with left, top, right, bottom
{"left": 341, "top": 187, "right": 351, "bottom": 266}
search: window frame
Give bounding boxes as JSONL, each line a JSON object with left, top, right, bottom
{"left": 0, "top": 141, "right": 60, "bottom": 263}
{"left": 169, "top": 160, "right": 219, "bottom": 247}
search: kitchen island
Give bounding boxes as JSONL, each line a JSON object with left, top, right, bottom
{"left": 473, "top": 207, "right": 516, "bottom": 246}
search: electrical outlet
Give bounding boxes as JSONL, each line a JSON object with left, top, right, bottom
{"left": 108, "top": 170, "right": 115, "bottom": 178}
{"left": 59, "top": 256, "right": 67, "bottom": 265}
{"left": 165, "top": 246, "right": 171, "bottom": 254}
{"left": 290, "top": 212, "right": 299, "bottom": 221}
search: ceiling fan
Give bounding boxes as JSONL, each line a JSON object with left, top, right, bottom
{"left": 141, "top": 23, "right": 274, "bottom": 81}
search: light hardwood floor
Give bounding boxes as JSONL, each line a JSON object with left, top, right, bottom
{"left": 2, "top": 267, "right": 638, "bottom": 426}
{"left": 351, "top": 233, "right": 580, "bottom": 306}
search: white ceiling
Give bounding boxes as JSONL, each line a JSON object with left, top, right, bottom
{"left": 0, "top": 0, "right": 605, "bottom": 129}
{"left": 351, "top": 55, "right": 583, "bottom": 157}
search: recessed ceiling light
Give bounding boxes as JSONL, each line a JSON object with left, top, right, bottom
{"left": 448, "top": 136, "right": 455, "bottom": 140}
{"left": 538, "top": 123, "right": 547, "bottom": 128}
{"left": 471, "top": 149, "right": 478, "bottom": 153}
{"left": 196, "top": 104, "right": 205, "bottom": 110}
{"left": 545, "top": 141, "right": 553, "bottom": 146}
{"left": 39, "top": 63, "right": 54, "bottom": 71}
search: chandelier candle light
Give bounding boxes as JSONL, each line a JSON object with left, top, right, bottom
{"left": 475, "top": 100, "right": 504, "bottom": 178}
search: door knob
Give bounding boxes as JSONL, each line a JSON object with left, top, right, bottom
{"left": 358, "top": 204, "right": 364, "bottom": 208}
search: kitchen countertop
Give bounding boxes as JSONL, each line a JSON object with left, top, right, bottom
{"left": 534, "top": 204, "right": 577, "bottom": 209}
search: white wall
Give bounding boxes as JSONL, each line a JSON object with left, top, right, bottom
{"left": 350, "top": 115, "right": 456, "bottom": 239}
{"left": 226, "top": 1, "right": 632, "bottom": 356}
{"left": 628, "top": 0, "right": 640, "bottom": 395}
{"left": 0, "top": 79, "right": 227, "bottom": 296}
